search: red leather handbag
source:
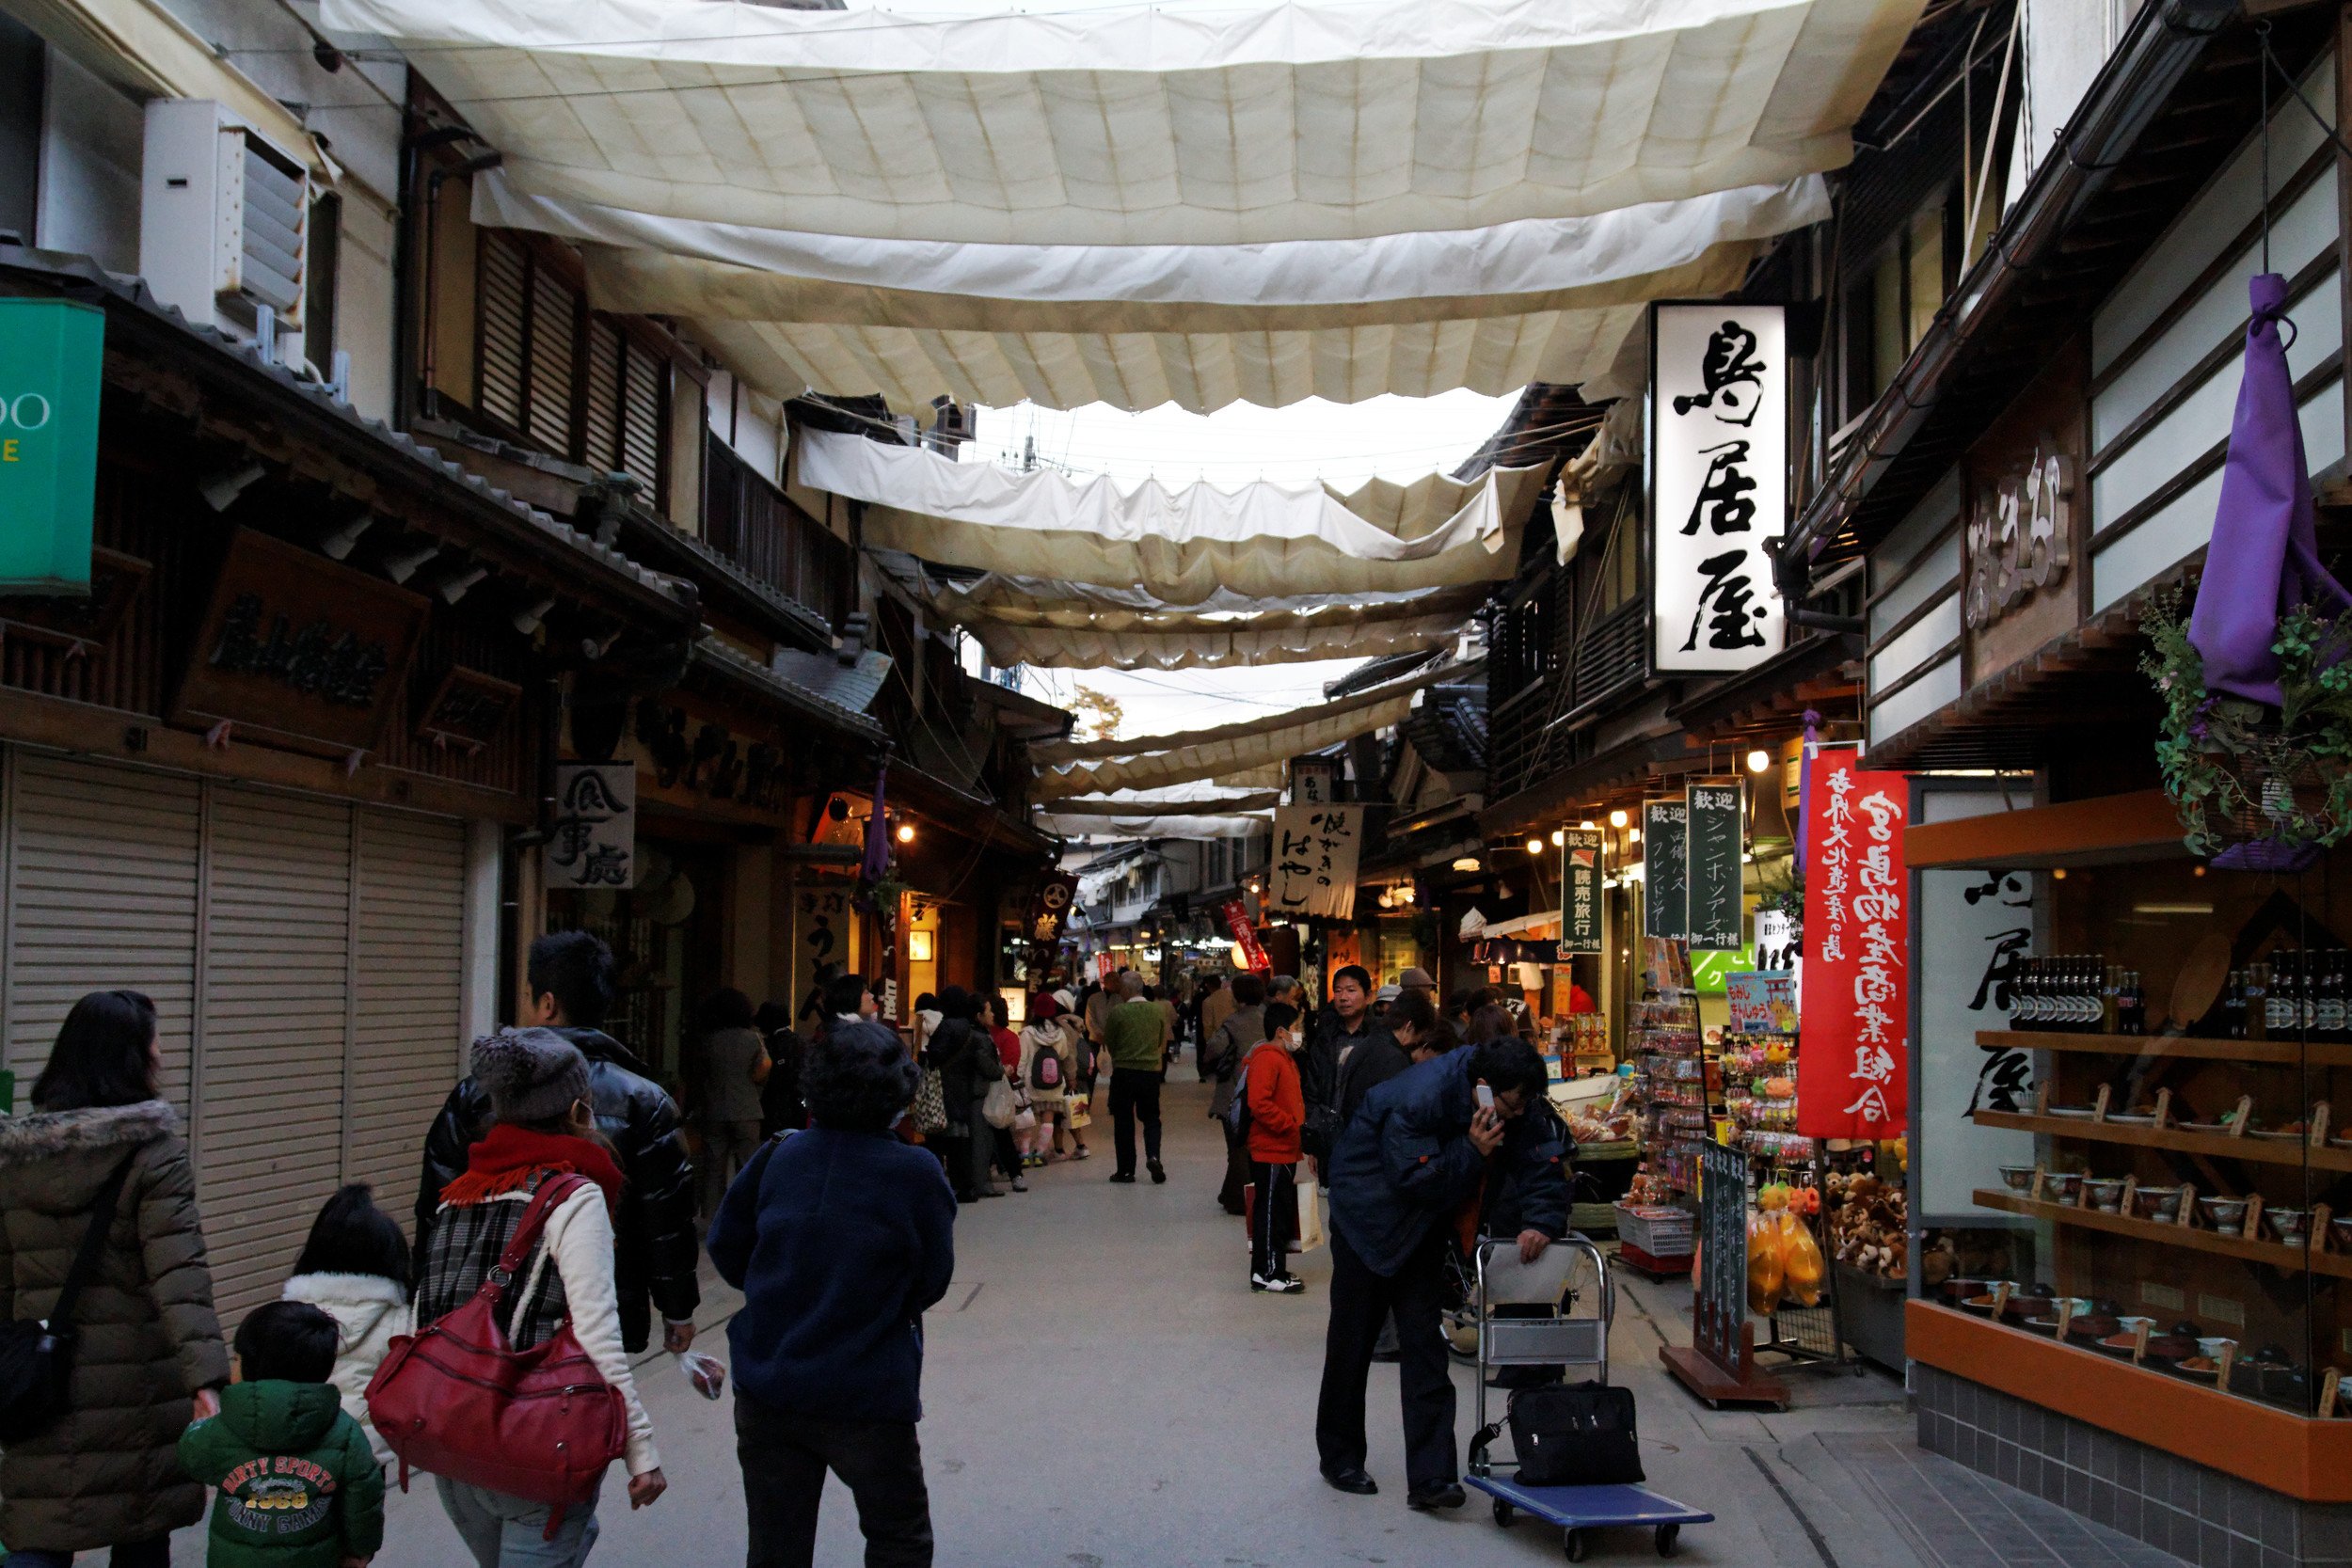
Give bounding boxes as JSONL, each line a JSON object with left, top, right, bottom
{"left": 366, "top": 1174, "right": 629, "bottom": 1536}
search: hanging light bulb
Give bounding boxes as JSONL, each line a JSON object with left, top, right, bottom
{"left": 1525, "top": 837, "right": 1545, "bottom": 856}
{"left": 896, "top": 822, "right": 916, "bottom": 844}
{"left": 1549, "top": 829, "right": 1566, "bottom": 847}
{"left": 1579, "top": 819, "right": 1597, "bottom": 832}
{"left": 1609, "top": 809, "right": 1629, "bottom": 829}
{"left": 1746, "top": 749, "right": 1772, "bottom": 774}
{"left": 1629, "top": 828, "right": 1643, "bottom": 844}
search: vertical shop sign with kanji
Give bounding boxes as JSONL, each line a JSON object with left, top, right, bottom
{"left": 1027, "top": 871, "right": 1079, "bottom": 975}
{"left": 1684, "top": 784, "right": 1744, "bottom": 951}
{"left": 1642, "top": 798, "right": 1688, "bottom": 942}
{"left": 1267, "top": 804, "right": 1364, "bottom": 920}
{"left": 1559, "top": 829, "right": 1604, "bottom": 954}
{"left": 1651, "top": 302, "right": 1788, "bottom": 674}
{"left": 1796, "top": 754, "right": 1910, "bottom": 1140}
{"left": 548, "top": 763, "right": 635, "bottom": 888}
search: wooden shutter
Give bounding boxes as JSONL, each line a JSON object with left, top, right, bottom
{"left": 582, "top": 317, "right": 624, "bottom": 473}
{"left": 3, "top": 753, "right": 201, "bottom": 1113}
{"left": 345, "top": 809, "right": 467, "bottom": 1208}
{"left": 619, "top": 345, "right": 664, "bottom": 496}
{"left": 526, "top": 265, "right": 580, "bottom": 455}
{"left": 477, "top": 230, "right": 528, "bottom": 433}
{"left": 196, "top": 789, "right": 354, "bottom": 1318}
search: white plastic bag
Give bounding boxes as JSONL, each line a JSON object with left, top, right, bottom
{"left": 981, "top": 1078, "right": 1018, "bottom": 1130}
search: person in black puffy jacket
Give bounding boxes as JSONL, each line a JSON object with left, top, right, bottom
{"left": 414, "top": 930, "right": 700, "bottom": 1354}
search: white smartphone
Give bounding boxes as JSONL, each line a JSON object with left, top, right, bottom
{"left": 1474, "top": 1084, "right": 1496, "bottom": 1113}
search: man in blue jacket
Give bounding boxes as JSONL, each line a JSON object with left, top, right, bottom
{"left": 708, "top": 1020, "right": 957, "bottom": 1568}
{"left": 1315, "top": 1037, "right": 1567, "bottom": 1511}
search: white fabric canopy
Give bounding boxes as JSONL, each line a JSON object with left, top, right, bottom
{"left": 1044, "top": 791, "right": 1281, "bottom": 816}
{"left": 804, "top": 430, "right": 1545, "bottom": 598}
{"left": 1037, "top": 812, "right": 1274, "bottom": 841}
{"left": 329, "top": 0, "right": 1918, "bottom": 247}
{"left": 961, "top": 608, "right": 1466, "bottom": 671}
{"left": 934, "top": 576, "right": 1460, "bottom": 618}
{"left": 1031, "top": 660, "right": 1457, "bottom": 798}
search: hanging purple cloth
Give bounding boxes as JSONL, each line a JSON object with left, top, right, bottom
{"left": 2187, "top": 273, "right": 2352, "bottom": 705}
{"left": 860, "top": 764, "right": 891, "bottom": 885}
{"left": 1794, "top": 708, "right": 1821, "bottom": 863}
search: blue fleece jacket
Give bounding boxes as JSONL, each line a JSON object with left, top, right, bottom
{"left": 707, "top": 1127, "right": 958, "bottom": 1423}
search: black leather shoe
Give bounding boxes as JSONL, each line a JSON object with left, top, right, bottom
{"left": 1406, "top": 1481, "right": 1467, "bottom": 1512}
{"left": 1321, "top": 1467, "right": 1378, "bottom": 1497}
{"left": 1108, "top": 1171, "right": 1137, "bottom": 1183}
{"left": 1148, "top": 1159, "right": 1168, "bottom": 1184}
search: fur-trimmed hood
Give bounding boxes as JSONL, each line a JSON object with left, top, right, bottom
{"left": 0, "top": 1099, "right": 177, "bottom": 1169}
{"left": 282, "top": 1272, "right": 408, "bottom": 1312}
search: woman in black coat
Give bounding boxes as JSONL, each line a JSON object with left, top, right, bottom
{"left": 923, "top": 988, "right": 1000, "bottom": 1202}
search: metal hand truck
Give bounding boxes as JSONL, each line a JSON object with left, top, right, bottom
{"left": 1463, "top": 1235, "right": 1713, "bottom": 1561}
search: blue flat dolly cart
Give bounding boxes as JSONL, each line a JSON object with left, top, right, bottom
{"left": 1462, "top": 1236, "right": 1713, "bottom": 1560}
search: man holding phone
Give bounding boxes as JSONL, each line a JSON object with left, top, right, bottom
{"left": 1313, "top": 1036, "right": 1567, "bottom": 1512}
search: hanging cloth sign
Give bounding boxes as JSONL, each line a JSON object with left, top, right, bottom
{"left": 1642, "top": 798, "right": 1689, "bottom": 942}
{"left": 1266, "top": 804, "right": 1364, "bottom": 920}
{"left": 1684, "top": 783, "right": 1743, "bottom": 951}
{"left": 1560, "top": 829, "right": 1604, "bottom": 955}
{"left": 1796, "top": 754, "right": 1910, "bottom": 1140}
{"left": 1218, "top": 897, "right": 1270, "bottom": 974}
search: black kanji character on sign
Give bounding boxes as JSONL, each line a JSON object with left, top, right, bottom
{"left": 1682, "top": 549, "right": 1769, "bottom": 653}
{"left": 1672, "top": 321, "right": 1767, "bottom": 426}
{"left": 1679, "top": 440, "right": 1756, "bottom": 536}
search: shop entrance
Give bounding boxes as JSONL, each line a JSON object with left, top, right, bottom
{"left": 547, "top": 837, "right": 727, "bottom": 1085}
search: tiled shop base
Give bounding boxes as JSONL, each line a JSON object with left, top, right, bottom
{"left": 1914, "top": 1365, "right": 2352, "bottom": 1568}
{"left": 1820, "top": 1431, "right": 2185, "bottom": 1568}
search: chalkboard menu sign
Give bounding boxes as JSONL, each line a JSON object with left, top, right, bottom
{"left": 1684, "top": 783, "right": 1744, "bottom": 951}
{"left": 1643, "top": 798, "right": 1688, "bottom": 942}
{"left": 1560, "top": 829, "right": 1604, "bottom": 954}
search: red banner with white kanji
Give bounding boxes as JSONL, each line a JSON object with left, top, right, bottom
{"left": 1218, "top": 898, "right": 1271, "bottom": 974}
{"left": 1796, "top": 753, "right": 1911, "bottom": 1141}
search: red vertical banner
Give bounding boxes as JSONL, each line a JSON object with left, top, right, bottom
{"left": 1796, "top": 753, "right": 1911, "bottom": 1140}
{"left": 1218, "top": 897, "right": 1271, "bottom": 974}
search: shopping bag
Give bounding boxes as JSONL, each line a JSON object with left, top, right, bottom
{"left": 1295, "top": 1182, "right": 1326, "bottom": 1252}
{"left": 1066, "top": 1095, "right": 1091, "bottom": 1130}
{"left": 981, "top": 1077, "right": 1019, "bottom": 1130}
{"left": 913, "top": 1067, "right": 949, "bottom": 1134}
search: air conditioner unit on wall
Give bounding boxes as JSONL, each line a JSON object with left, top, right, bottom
{"left": 139, "top": 100, "right": 309, "bottom": 362}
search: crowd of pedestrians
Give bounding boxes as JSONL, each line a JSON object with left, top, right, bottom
{"left": 0, "top": 939, "right": 1574, "bottom": 1567}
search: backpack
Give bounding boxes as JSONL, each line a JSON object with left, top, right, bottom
{"left": 1222, "top": 1056, "right": 1254, "bottom": 1141}
{"left": 1030, "top": 1044, "right": 1063, "bottom": 1091}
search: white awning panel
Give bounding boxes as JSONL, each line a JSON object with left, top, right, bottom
{"left": 326, "top": 0, "right": 1920, "bottom": 246}
{"left": 804, "top": 430, "right": 1546, "bottom": 597}
{"left": 961, "top": 607, "right": 1466, "bottom": 671}
{"left": 934, "top": 576, "right": 1456, "bottom": 617}
{"left": 1044, "top": 791, "right": 1282, "bottom": 816}
{"left": 1036, "top": 812, "right": 1274, "bottom": 841}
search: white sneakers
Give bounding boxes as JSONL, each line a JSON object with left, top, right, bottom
{"left": 1251, "top": 1273, "right": 1305, "bottom": 1293}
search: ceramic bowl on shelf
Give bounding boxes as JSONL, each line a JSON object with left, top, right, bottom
{"left": 1997, "top": 1164, "right": 2038, "bottom": 1194}
{"left": 2116, "top": 1315, "right": 2156, "bottom": 1339}
{"left": 2042, "top": 1171, "right": 2085, "bottom": 1203}
{"left": 2131, "top": 1185, "right": 2185, "bottom": 1222}
{"left": 2106, "top": 1112, "right": 2157, "bottom": 1127}
{"left": 2084, "top": 1178, "right": 2126, "bottom": 1212}
{"left": 2267, "top": 1209, "right": 2312, "bottom": 1245}
{"left": 2197, "top": 1336, "right": 2239, "bottom": 1361}
{"left": 2198, "top": 1196, "right": 2251, "bottom": 1235}
{"left": 2046, "top": 1105, "right": 2099, "bottom": 1119}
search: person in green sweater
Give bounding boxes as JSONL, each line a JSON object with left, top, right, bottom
{"left": 179, "top": 1301, "right": 385, "bottom": 1568}
{"left": 1101, "top": 971, "right": 1172, "bottom": 1184}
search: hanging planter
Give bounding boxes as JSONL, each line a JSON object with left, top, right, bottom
{"left": 2142, "top": 593, "right": 2352, "bottom": 870}
{"left": 2143, "top": 265, "right": 2352, "bottom": 870}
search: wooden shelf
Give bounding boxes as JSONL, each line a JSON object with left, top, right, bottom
{"left": 1976, "top": 1028, "right": 2352, "bottom": 1067}
{"left": 1973, "top": 1109, "right": 2352, "bottom": 1174}
{"left": 1969, "top": 1188, "right": 2352, "bottom": 1278}
{"left": 1907, "top": 1303, "right": 2352, "bottom": 1501}
{"left": 1903, "top": 789, "right": 2188, "bottom": 871}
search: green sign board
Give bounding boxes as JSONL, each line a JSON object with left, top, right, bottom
{"left": 0, "top": 299, "right": 103, "bottom": 595}
{"left": 1684, "top": 782, "right": 1744, "bottom": 951}
{"left": 1559, "top": 828, "right": 1604, "bottom": 954}
{"left": 1642, "top": 797, "right": 1688, "bottom": 942}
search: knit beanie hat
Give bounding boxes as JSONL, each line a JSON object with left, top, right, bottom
{"left": 470, "top": 1027, "right": 592, "bottom": 1125}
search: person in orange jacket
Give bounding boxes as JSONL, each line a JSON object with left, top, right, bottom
{"left": 1243, "top": 1002, "right": 1308, "bottom": 1294}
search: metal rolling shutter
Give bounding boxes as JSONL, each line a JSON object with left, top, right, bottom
{"left": 196, "top": 789, "right": 354, "bottom": 1318}
{"left": 345, "top": 809, "right": 468, "bottom": 1212}
{"left": 3, "top": 753, "right": 202, "bottom": 1113}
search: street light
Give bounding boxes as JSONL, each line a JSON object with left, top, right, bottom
{"left": 1746, "top": 749, "right": 1772, "bottom": 774}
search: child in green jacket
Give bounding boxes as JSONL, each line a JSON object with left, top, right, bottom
{"left": 179, "top": 1301, "right": 385, "bottom": 1568}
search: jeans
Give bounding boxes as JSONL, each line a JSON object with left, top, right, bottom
{"left": 436, "top": 1475, "right": 604, "bottom": 1567}
{"left": 1249, "top": 1159, "right": 1295, "bottom": 1279}
{"left": 699, "top": 1117, "right": 765, "bottom": 1216}
{"left": 736, "top": 1389, "right": 933, "bottom": 1568}
{"left": 1314, "top": 1227, "right": 1458, "bottom": 1490}
{"left": 3, "top": 1541, "right": 169, "bottom": 1568}
{"left": 1107, "top": 1069, "right": 1164, "bottom": 1175}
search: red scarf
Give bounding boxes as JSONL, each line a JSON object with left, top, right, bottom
{"left": 440, "top": 1122, "right": 626, "bottom": 1213}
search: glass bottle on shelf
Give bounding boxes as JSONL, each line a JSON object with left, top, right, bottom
{"left": 2301, "top": 950, "right": 2322, "bottom": 1035}
{"left": 2224, "top": 970, "right": 2247, "bottom": 1039}
{"left": 2101, "top": 963, "right": 2121, "bottom": 1035}
{"left": 2122, "top": 970, "right": 2144, "bottom": 1036}
{"left": 2248, "top": 962, "right": 2271, "bottom": 1042}
{"left": 2325, "top": 952, "right": 2349, "bottom": 1040}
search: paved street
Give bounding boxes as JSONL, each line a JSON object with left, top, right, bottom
{"left": 193, "top": 1073, "right": 2179, "bottom": 1568}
